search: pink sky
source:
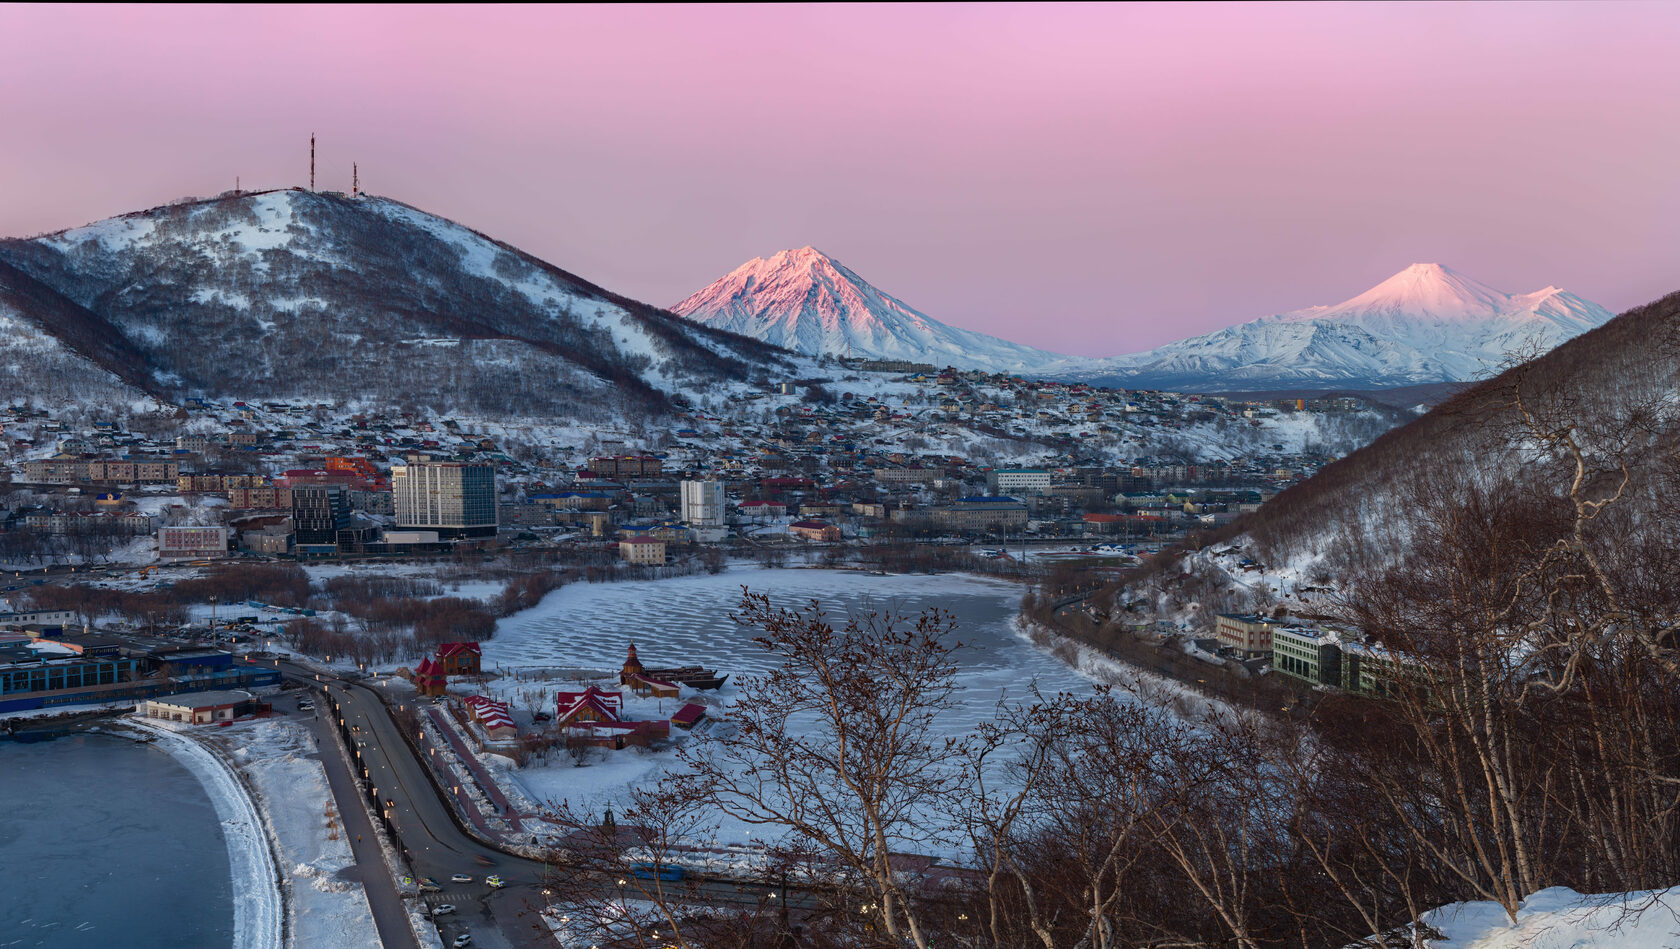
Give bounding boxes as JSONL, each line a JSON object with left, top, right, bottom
{"left": 3, "top": 3, "right": 1678, "bottom": 353}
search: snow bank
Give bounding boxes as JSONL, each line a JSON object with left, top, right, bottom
{"left": 128, "top": 718, "right": 283, "bottom": 949}
{"left": 1417, "top": 885, "right": 1680, "bottom": 948}
{"left": 226, "top": 717, "right": 382, "bottom": 948}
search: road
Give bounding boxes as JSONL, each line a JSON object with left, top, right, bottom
{"left": 276, "top": 660, "right": 823, "bottom": 947}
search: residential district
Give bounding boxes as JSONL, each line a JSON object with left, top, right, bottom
{"left": 0, "top": 367, "right": 1416, "bottom": 948}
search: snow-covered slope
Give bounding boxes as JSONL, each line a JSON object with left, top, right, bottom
{"left": 0, "top": 258, "right": 157, "bottom": 410}
{"left": 1065, "top": 264, "right": 1614, "bottom": 391}
{"left": 0, "top": 189, "right": 800, "bottom": 418}
{"left": 672, "top": 247, "right": 1070, "bottom": 373}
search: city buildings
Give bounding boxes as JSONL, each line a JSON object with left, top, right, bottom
{"left": 679, "top": 480, "right": 725, "bottom": 528}
{"left": 986, "top": 467, "right": 1052, "bottom": 497}
{"left": 137, "top": 689, "right": 259, "bottom": 724}
{"left": 392, "top": 461, "right": 497, "bottom": 538}
{"left": 291, "top": 485, "right": 352, "bottom": 547}
{"left": 618, "top": 536, "right": 667, "bottom": 564}
{"left": 1271, "top": 625, "right": 1343, "bottom": 687}
{"left": 157, "top": 525, "right": 231, "bottom": 561}
{"left": 1215, "top": 613, "right": 1275, "bottom": 658}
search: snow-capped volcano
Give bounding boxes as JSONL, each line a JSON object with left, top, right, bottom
{"left": 672, "top": 247, "right": 1069, "bottom": 372}
{"left": 1070, "top": 263, "right": 1614, "bottom": 391}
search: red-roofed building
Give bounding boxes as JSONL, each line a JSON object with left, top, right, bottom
{"left": 1083, "top": 513, "right": 1127, "bottom": 533}
{"left": 788, "top": 519, "right": 841, "bottom": 542}
{"left": 435, "top": 642, "right": 482, "bottom": 676}
{"left": 670, "top": 703, "right": 708, "bottom": 730}
{"left": 463, "top": 695, "right": 518, "bottom": 740}
{"left": 413, "top": 658, "right": 446, "bottom": 697}
{"left": 620, "top": 642, "right": 645, "bottom": 684}
{"left": 555, "top": 687, "right": 624, "bottom": 727}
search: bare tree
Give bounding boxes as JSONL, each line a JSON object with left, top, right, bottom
{"left": 670, "top": 589, "right": 971, "bottom": 948}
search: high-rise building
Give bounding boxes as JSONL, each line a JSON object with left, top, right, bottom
{"left": 679, "top": 480, "right": 725, "bottom": 528}
{"left": 986, "top": 467, "right": 1052, "bottom": 497}
{"left": 292, "top": 485, "right": 351, "bottom": 546}
{"left": 392, "top": 461, "right": 497, "bottom": 538}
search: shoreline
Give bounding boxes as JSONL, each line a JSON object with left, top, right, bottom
{"left": 124, "top": 717, "right": 286, "bottom": 949}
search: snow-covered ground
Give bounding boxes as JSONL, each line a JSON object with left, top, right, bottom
{"left": 473, "top": 568, "right": 1107, "bottom": 854}
{"left": 1415, "top": 885, "right": 1680, "bottom": 948}
{"left": 212, "top": 717, "right": 383, "bottom": 949}
{"left": 126, "top": 717, "right": 284, "bottom": 949}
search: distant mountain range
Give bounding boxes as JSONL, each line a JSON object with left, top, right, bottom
{"left": 671, "top": 247, "right": 1070, "bottom": 373}
{"left": 1083, "top": 263, "right": 1615, "bottom": 391}
{"left": 675, "top": 252, "right": 1614, "bottom": 391}
{"left": 0, "top": 190, "right": 797, "bottom": 417}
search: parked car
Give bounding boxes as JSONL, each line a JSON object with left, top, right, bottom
{"left": 452, "top": 936, "right": 473, "bottom": 948}
{"left": 450, "top": 874, "right": 473, "bottom": 884}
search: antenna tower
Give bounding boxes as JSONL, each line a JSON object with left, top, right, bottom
{"left": 310, "top": 134, "right": 316, "bottom": 191}
{"left": 352, "top": 163, "right": 358, "bottom": 197}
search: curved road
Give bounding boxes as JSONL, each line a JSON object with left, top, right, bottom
{"left": 276, "top": 660, "right": 822, "bottom": 947}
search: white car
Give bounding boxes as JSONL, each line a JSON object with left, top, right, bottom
{"left": 484, "top": 875, "right": 504, "bottom": 888}
{"left": 450, "top": 874, "right": 473, "bottom": 884}
{"left": 453, "top": 936, "right": 473, "bottom": 948}
{"left": 432, "top": 904, "right": 455, "bottom": 916}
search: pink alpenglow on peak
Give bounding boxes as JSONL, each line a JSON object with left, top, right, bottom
{"left": 1287, "top": 263, "right": 1513, "bottom": 324}
{"left": 1078, "top": 263, "right": 1617, "bottom": 391}
{"left": 672, "top": 247, "right": 1071, "bottom": 373}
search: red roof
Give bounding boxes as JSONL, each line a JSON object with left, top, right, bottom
{"left": 437, "top": 642, "right": 482, "bottom": 658}
{"left": 556, "top": 686, "right": 623, "bottom": 724}
{"left": 670, "top": 703, "right": 707, "bottom": 726}
{"left": 464, "top": 694, "right": 515, "bottom": 729}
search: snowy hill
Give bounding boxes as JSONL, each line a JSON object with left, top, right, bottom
{"left": 672, "top": 247, "right": 1070, "bottom": 373}
{"left": 0, "top": 190, "right": 798, "bottom": 418}
{"left": 1066, "top": 263, "right": 1614, "bottom": 391}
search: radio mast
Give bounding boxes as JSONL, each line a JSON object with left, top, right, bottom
{"left": 310, "top": 134, "right": 316, "bottom": 191}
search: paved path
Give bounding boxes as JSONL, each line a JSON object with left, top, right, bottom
{"left": 424, "top": 707, "right": 522, "bottom": 831}
{"left": 288, "top": 691, "right": 422, "bottom": 949}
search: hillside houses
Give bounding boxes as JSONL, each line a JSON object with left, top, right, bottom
{"left": 0, "top": 365, "right": 1378, "bottom": 566}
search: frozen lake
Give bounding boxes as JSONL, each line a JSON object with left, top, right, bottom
{"left": 484, "top": 568, "right": 1106, "bottom": 847}
{"left": 488, "top": 566, "right": 1101, "bottom": 728}
{"left": 0, "top": 732, "right": 234, "bottom": 948}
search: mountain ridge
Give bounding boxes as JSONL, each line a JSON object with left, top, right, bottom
{"left": 0, "top": 188, "right": 800, "bottom": 416}
{"left": 1061, "top": 262, "right": 1615, "bottom": 391}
